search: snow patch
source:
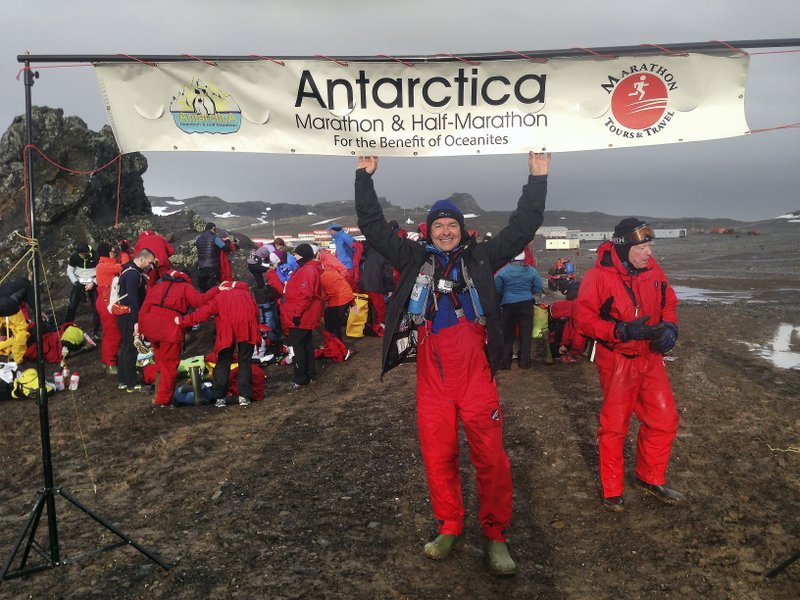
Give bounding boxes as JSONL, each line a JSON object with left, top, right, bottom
{"left": 212, "top": 211, "right": 239, "bottom": 218}
{"left": 152, "top": 206, "right": 183, "bottom": 216}
{"left": 742, "top": 323, "right": 800, "bottom": 370}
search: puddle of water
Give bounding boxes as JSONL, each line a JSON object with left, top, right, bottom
{"left": 673, "top": 286, "right": 752, "bottom": 303}
{"left": 743, "top": 323, "right": 800, "bottom": 370}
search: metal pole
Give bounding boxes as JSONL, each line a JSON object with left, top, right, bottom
{"left": 15, "top": 38, "right": 800, "bottom": 65}
{"left": 22, "top": 61, "right": 61, "bottom": 565}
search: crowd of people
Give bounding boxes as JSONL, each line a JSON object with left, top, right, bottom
{"left": 0, "top": 153, "right": 685, "bottom": 578}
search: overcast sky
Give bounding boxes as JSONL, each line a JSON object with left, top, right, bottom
{"left": 3, "top": 1, "right": 798, "bottom": 221}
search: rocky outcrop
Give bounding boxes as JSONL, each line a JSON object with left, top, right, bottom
{"left": 449, "top": 192, "right": 483, "bottom": 214}
{"left": 0, "top": 106, "right": 150, "bottom": 287}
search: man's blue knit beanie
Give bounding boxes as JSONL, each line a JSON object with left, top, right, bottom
{"left": 426, "top": 198, "right": 465, "bottom": 234}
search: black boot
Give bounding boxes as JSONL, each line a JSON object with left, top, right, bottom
{"left": 635, "top": 478, "right": 684, "bottom": 505}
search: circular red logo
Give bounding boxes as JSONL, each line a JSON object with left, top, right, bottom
{"left": 611, "top": 72, "right": 668, "bottom": 129}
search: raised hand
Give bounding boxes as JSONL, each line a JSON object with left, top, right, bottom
{"left": 529, "top": 151, "right": 552, "bottom": 176}
{"left": 357, "top": 156, "right": 379, "bottom": 175}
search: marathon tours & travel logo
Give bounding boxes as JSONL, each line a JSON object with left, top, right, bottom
{"left": 602, "top": 63, "right": 677, "bottom": 140}
{"left": 170, "top": 78, "right": 242, "bottom": 135}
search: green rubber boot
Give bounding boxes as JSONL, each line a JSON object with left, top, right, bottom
{"left": 485, "top": 540, "right": 517, "bottom": 577}
{"left": 423, "top": 534, "right": 462, "bottom": 560}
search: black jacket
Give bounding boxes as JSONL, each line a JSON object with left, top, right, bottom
{"left": 359, "top": 246, "right": 394, "bottom": 294}
{"left": 355, "top": 168, "right": 547, "bottom": 376}
{"left": 195, "top": 230, "right": 221, "bottom": 270}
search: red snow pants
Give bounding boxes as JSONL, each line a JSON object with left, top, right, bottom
{"left": 595, "top": 346, "right": 679, "bottom": 497}
{"left": 95, "top": 296, "right": 121, "bottom": 367}
{"left": 416, "top": 320, "right": 512, "bottom": 542}
{"left": 152, "top": 340, "right": 181, "bottom": 406}
{"left": 366, "top": 291, "right": 386, "bottom": 335}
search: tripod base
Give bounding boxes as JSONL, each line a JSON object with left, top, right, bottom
{"left": 2, "top": 486, "right": 171, "bottom": 581}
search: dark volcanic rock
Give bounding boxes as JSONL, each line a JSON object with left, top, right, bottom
{"left": 0, "top": 106, "right": 149, "bottom": 286}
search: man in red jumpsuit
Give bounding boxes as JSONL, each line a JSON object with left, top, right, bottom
{"left": 355, "top": 152, "right": 551, "bottom": 577}
{"left": 177, "top": 280, "right": 260, "bottom": 407}
{"left": 576, "top": 218, "right": 682, "bottom": 511}
{"left": 138, "top": 270, "right": 217, "bottom": 406}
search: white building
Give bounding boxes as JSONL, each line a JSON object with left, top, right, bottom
{"left": 545, "top": 238, "right": 581, "bottom": 250}
{"left": 576, "top": 229, "right": 686, "bottom": 241}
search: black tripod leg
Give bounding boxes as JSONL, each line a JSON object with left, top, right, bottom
{"left": 1, "top": 491, "right": 49, "bottom": 579}
{"left": 57, "top": 489, "right": 172, "bottom": 570}
{"left": 766, "top": 550, "right": 800, "bottom": 578}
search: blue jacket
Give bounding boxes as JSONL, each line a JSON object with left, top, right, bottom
{"left": 494, "top": 262, "right": 543, "bottom": 305}
{"left": 331, "top": 229, "right": 355, "bottom": 270}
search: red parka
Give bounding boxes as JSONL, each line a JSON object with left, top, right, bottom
{"left": 320, "top": 268, "right": 354, "bottom": 308}
{"left": 576, "top": 240, "right": 677, "bottom": 357}
{"left": 179, "top": 281, "right": 260, "bottom": 352}
{"left": 134, "top": 230, "right": 174, "bottom": 268}
{"left": 318, "top": 249, "right": 349, "bottom": 281}
{"left": 280, "top": 260, "right": 323, "bottom": 331}
{"left": 139, "top": 271, "right": 216, "bottom": 343}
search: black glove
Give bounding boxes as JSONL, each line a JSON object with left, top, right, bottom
{"left": 292, "top": 316, "right": 301, "bottom": 327}
{"left": 615, "top": 316, "right": 664, "bottom": 342}
{"left": 650, "top": 322, "right": 678, "bottom": 354}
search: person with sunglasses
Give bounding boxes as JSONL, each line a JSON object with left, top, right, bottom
{"left": 576, "top": 218, "right": 682, "bottom": 512}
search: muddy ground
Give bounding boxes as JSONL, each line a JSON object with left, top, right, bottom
{"left": 1, "top": 231, "right": 798, "bottom": 599}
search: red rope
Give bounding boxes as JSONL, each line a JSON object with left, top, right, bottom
{"left": 504, "top": 50, "right": 549, "bottom": 63}
{"left": 115, "top": 54, "right": 157, "bottom": 66}
{"left": 569, "top": 47, "right": 618, "bottom": 60}
{"left": 16, "top": 63, "right": 92, "bottom": 81}
{"left": 24, "top": 144, "right": 121, "bottom": 175}
{"left": 248, "top": 54, "right": 285, "bottom": 66}
{"left": 180, "top": 54, "right": 218, "bottom": 66}
{"left": 710, "top": 40, "right": 749, "bottom": 56}
{"left": 436, "top": 53, "right": 481, "bottom": 65}
{"left": 315, "top": 54, "right": 349, "bottom": 67}
{"left": 748, "top": 122, "right": 800, "bottom": 134}
{"left": 640, "top": 44, "right": 688, "bottom": 57}
{"left": 22, "top": 147, "right": 31, "bottom": 234}
{"left": 750, "top": 49, "right": 800, "bottom": 55}
{"left": 20, "top": 144, "right": 124, "bottom": 236}
{"left": 377, "top": 54, "right": 415, "bottom": 67}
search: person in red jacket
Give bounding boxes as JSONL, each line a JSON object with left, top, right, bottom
{"left": 134, "top": 229, "right": 175, "bottom": 287}
{"left": 94, "top": 242, "right": 123, "bottom": 374}
{"left": 319, "top": 248, "right": 356, "bottom": 362}
{"left": 139, "top": 270, "right": 217, "bottom": 406}
{"left": 576, "top": 218, "right": 682, "bottom": 512}
{"left": 177, "top": 280, "right": 260, "bottom": 407}
{"left": 280, "top": 243, "right": 323, "bottom": 389}
{"left": 320, "top": 254, "right": 355, "bottom": 343}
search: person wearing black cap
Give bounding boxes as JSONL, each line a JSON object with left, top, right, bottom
{"left": 280, "top": 243, "right": 324, "bottom": 389}
{"left": 64, "top": 242, "right": 101, "bottom": 339}
{"left": 354, "top": 152, "right": 551, "bottom": 577}
{"left": 576, "top": 218, "right": 682, "bottom": 512}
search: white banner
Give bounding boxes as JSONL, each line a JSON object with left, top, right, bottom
{"left": 95, "top": 52, "right": 749, "bottom": 156}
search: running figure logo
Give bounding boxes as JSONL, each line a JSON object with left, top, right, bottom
{"left": 611, "top": 72, "right": 668, "bottom": 130}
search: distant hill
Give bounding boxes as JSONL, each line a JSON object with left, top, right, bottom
{"left": 149, "top": 194, "right": 800, "bottom": 239}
